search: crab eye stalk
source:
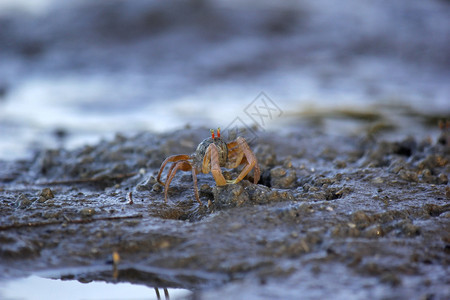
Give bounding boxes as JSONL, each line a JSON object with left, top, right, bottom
{"left": 217, "top": 127, "right": 221, "bottom": 138}
{"left": 210, "top": 129, "right": 215, "bottom": 139}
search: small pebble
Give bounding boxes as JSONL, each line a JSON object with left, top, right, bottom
{"left": 270, "top": 167, "right": 287, "bottom": 177}
{"left": 80, "top": 208, "right": 96, "bottom": 217}
{"left": 152, "top": 183, "right": 162, "bottom": 192}
{"left": 39, "top": 188, "right": 54, "bottom": 200}
{"left": 398, "top": 170, "right": 418, "bottom": 182}
{"left": 334, "top": 160, "right": 347, "bottom": 169}
{"left": 372, "top": 177, "right": 384, "bottom": 184}
{"left": 437, "top": 173, "right": 448, "bottom": 185}
{"left": 283, "top": 158, "right": 293, "bottom": 168}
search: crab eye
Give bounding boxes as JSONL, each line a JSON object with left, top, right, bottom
{"left": 217, "top": 127, "right": 221, "bottom": 138}
{"left": 210, "top": 129, "right": 215, "bottom": 139}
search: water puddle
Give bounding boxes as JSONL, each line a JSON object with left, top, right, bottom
{"left": 0, "top": 275, "right": 191, "bottom": 300}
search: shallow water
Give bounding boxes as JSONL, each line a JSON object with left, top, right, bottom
{"left": 0, "top": 275, "right": 191, "bottom": 300}
{"left": 0, "top": 0, "right": 449, "bottom": 160}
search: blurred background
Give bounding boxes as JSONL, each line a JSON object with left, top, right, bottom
{"left": 0, "top": 0, "right": 449, "bottom": 160}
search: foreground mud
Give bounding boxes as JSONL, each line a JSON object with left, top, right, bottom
{"left": 0, "top": 123, "right": 449, "bottom": 299}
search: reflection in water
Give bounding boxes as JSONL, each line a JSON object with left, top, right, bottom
{"left": 154, "top": 288, "right": 170, "bottom": 300}
{"left": 0, "top": 275, "right": 191, "bottom": 300}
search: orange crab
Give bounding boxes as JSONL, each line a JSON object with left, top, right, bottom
{"left": 157, "top": 128, "right": 260, "bottom": 203}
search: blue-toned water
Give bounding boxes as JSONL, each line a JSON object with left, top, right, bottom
{"left": 0, "top": 275, "right": 191, "bottom": 300}
{"left": 0, "top": 0, "right": 449, "bottom": 159}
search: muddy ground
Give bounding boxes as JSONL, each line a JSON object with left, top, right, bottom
{"left": 0, "top": 119, "right": 449, "bottom": 299}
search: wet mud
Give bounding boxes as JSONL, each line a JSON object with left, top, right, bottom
{"left": 0, "top": 121, "right": 449, "bottom": 299}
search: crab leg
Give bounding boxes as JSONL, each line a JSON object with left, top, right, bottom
{"left": 157, "top": 154, "right": 190, "bottom": 185}
{"left": 227, "top": 137, "right": 260, "bottom": 184}
{"left": 191, "top": 168, "right": 201, "bottom": 204}
{"left": 163, "top": 160, "right": 201, "bottom": 204}
{"left": 225, "top": 141, "right": 245, "bottom": 169}
{"left": 164, "top": 160, "right": 192, "bottom": 202}
{"left": 203, "top": 143, "right": 227, "bottom": 186}
{"left": 163, "top": 162, "right": 178, "bottom": 186}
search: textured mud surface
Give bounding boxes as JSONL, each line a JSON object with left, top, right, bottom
{"left": 1, "top": 122, "right": 449, "bottom": 299}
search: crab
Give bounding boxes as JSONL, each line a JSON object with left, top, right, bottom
{"left": 156, "top": 128, "right": 260, "bottom": 203}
